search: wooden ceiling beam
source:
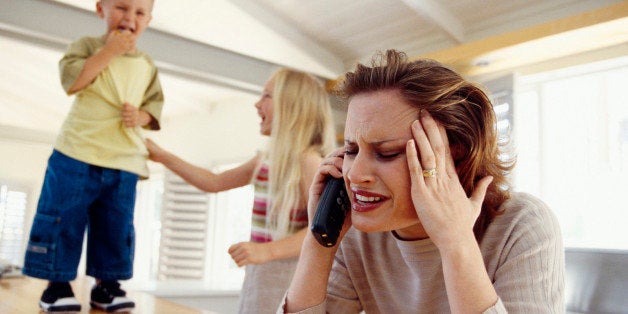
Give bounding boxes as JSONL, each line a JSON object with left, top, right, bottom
{"left": 417, "top": 1, "right": 628, "bottom": 76}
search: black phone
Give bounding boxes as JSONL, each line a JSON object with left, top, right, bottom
{"left": 311, "top": 177, "right": 350, "bottom": 247}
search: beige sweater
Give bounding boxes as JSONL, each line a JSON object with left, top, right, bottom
{"left": 285, "top": 192, "right": 564, "bottom": 313}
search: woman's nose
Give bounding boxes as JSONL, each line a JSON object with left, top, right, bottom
{"left": 346, "top": 154, "right": 374, "bottom": 185}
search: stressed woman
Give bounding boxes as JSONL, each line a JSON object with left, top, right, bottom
{"left": 282, "top": 50, "right": 564, "bottom": 313}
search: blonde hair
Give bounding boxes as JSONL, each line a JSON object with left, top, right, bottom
{"left": 266, "top": 68, "right": 336, "bottom": 239}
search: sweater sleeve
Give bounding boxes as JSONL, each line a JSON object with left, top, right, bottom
{"left": 277, "top": 247, "right": 362, "bottom": 314}
{"left": 486, "top": 193, "right": 565, "bottom": 313}
{"left": 324, "top": 247, "right": 364, "bottom": 313}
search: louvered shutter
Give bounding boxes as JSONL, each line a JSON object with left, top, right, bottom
{"left": 157, "top": 171, "right": 209, "bottom": 280}
{"left": 0, "top": 183, "right": 27, "bottom": 268}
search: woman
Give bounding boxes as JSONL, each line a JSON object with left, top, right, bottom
{"left": 146, "top": 68, "right": 336, "bottom": 313}
{"left": 283, "top": 50, "right": 564, "bottom": 313}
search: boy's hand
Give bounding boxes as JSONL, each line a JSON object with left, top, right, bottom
{"left": 104, "top": 30, "right": 136, "bottom": 56}
{"left": 122, "top": 102, "right": 151, "bottom": 127}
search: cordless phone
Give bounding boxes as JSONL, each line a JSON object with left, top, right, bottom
{"left": 311, "top": 177, "right": 350, "bottom": 247}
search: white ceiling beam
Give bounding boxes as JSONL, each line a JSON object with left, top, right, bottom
{"left": 0, "top": 0, "right": 280, "bottom": 94}
{"left": 400, "top": 0, "right": 464, "bottom": 43}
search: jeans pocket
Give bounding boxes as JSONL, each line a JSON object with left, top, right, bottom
{"left": 128, "top": 225, "right": 135, "bottom": 262}
{"left": 24, "top": 213, "right": 60, "bottom": 270}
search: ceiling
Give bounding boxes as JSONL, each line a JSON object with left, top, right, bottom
{"left": 43, "top": 0, "right": 628, "bottom": 79}
{"left": 0, "top": 0, "right": 627, "bottom": 137}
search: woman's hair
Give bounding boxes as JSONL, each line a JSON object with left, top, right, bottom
{"left": 340, "top": 50, "right": 514, "bottom": 240}
{"left": 267, "top": 68, "right": 336, "bottom": 239}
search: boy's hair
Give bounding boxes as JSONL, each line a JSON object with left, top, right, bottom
{"left": 340, "top": 50, "right": 513, "bottom": 240}
{"left": 267, "top": 68, "right": 336, "bottom": 239}
{"left": 98, "top": 0, "right": 155, "bottom": 10}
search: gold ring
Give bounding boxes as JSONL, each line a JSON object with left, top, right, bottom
{"left": 422, "top": 168, "right": 437, "bottom": 178}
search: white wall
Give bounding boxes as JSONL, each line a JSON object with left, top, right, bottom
{"left": 152, "top": 96, "right": 267, "bottom": 169}
{"left": 0, "top": 138, "right": 54, "bottom": 232}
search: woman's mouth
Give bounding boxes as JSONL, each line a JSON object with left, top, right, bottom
{"left": 352, "top": 190, "right": 385, "bottom": 212}
{"left": 355, "top": 194, "right": 381, "bottom": 202}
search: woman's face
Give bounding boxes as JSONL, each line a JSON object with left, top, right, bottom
{"left": 343, "top": 89, "right": 427, "bottom": 239}
{"left": 255, "top": 79, "right": 274, "bottom": 136}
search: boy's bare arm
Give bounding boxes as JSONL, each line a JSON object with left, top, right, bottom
{"left": 67, "top": 30, "right": 136, "bottom": 94}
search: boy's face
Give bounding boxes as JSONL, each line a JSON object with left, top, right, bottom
{"left": 97, "top": 0, "right": 153, "bottom": 37}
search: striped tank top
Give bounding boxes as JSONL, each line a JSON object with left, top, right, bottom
{"left": 250, "top": 161, "right": 308, "bottom": 242}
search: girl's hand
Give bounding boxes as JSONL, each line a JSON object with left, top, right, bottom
{"left": 145, "top": 138, "right": 166, "bottom": 163}
{"left": 406, "top": 111, "right": 493, "bottom": 252}
{"left": 228, "top": 241, "right": 272, "bottom": 267}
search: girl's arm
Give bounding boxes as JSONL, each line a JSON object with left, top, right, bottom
{"left": 146, "top": 138, "right": 260, "bottom": 193}
{"left": 269, "top": 150, "right": 326, "bottom": 260}
{"left": 228, "top": 151, "right": 324, "bottom": 266}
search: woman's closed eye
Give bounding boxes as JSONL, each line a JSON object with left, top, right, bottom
{"left": 376, "top": 151, "right": 403, "bottom": 160}
{"left": 343, "top": 149, "right": 403, "bottom": 161}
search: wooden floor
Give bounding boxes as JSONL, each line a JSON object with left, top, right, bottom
{"left": 0, "top": 276, "right": 218, "bottom": 314}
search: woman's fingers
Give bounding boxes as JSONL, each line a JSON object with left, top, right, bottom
{"left": 411, "top": 119, "right": 436, "bottom": 173}
{"left": 320, "top": 148, "right": 345, "bottom": 178}
{"left": 469, "top": 176, "right": 493, "bottom": 210}
{"left": 420, "top": 111, "right": 448, "bottom": 177}
{"left": 406, "top": 139, "right": 425, "bottom": 189}
{"left": 437, "top": 125, "right": 458, "bottom": 179}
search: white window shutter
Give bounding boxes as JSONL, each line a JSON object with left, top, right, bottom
{"left": 157, "top": 171, "right": 209, "bottom": 280}
{"left": 483, "top": 74, "right": 515, "bottom": 163}
{"left": 0, "top": 183, "right": 27, "bottom": 268}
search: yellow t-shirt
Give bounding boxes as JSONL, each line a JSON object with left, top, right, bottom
{"left": 55, "top": 36, "right": 164, "bottom": 179}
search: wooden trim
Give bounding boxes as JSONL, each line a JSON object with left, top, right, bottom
{"left": 418, "top": 1, "right": 628, "bottom": 75}
{"left": 325, "top": 1, "right": 628, "bottom": 82}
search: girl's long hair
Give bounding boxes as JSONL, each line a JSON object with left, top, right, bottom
{"left": 266, "top": 68, "right": 336, "bottom": 239}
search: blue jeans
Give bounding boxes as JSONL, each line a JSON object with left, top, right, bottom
{"left": 23, "top": 150, "right": 138, "bottom": 281}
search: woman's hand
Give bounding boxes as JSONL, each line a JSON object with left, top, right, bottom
{"left": 406, "top": 111, "right": 493, "bottom": 252}
{"left": 285, "top": 148, "right": 350, "bottom": 311}
{"left": 307, "top": 148, "right": 352, "bottom": 246}
{"left": 228, "top": 241, "right": 273, "bottom": 267}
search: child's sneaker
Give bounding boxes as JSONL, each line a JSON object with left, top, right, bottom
{"left": 39, "top": 281, "right": 82, "bottom": 312}
{"left": 90, "top": 280, "right": 135, "bottom": 312}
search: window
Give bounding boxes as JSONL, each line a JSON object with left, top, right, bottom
{"left": 484, "top": 74, "right": 515, "bottom": 166}
{"left": 130, "top": 165, "right": 253, "bottom": 291}
{"left": 158, "top": 171, "right": 210, "bottom": 281}
{"left": 514, "top": 56, "right": 628, "bottom": 250}
{"left": 0, "top": 183, "right": 27, "bottom": 267}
